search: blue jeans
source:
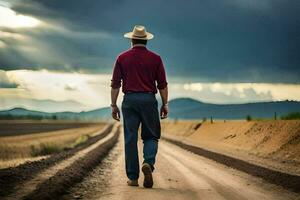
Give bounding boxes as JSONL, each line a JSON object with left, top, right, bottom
{"left": 122, "top": 93, "right": 161, "bottom": 180}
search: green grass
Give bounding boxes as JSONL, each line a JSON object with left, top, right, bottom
{"left": 281, "top": 112, "right": 300, "bottom": 120}
{"left": 71, "top": 135, "right": 90, "bottom": 148}
{"left": 246, "top": 115, "right": 252, "bottom": 121}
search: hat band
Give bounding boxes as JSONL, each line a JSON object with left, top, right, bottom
{"left": 132, "top": 34, "right": 147, "bottom": 38}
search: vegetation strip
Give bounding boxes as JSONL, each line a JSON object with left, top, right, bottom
{"left": 0, "top": 124, "right": 113, "bottom": 197}
{"left": 163, "top": 136, "right": 300, "bottom": 193}
{"left": 24, "top": 124, "right": 120, "bottom": 200}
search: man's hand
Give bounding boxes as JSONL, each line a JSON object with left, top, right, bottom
{"left": 111, "top": 88, "right": 120, "bottom": 121}
{"left": 160, "top": 104, "right": 169, "bottom": 119}
{"left": 111, "top": 105, "right": 120, "bottom": 121}
{"left": 159, "top": 87, "right": 168, "bottom": 119}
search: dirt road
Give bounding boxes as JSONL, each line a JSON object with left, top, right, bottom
{"left": 63, "top": 134, "right": 299, "bottom": 200}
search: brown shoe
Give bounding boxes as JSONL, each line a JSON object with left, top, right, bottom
{"left": 127, "top": 179, "right": 139, "bottom": 186}
{"left": 142, "top": 163, "right": 153, "bottom": 188}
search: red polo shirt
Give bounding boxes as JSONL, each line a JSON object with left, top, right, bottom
{"left": 111, "top": 45, "right": 168, "bottom": 93}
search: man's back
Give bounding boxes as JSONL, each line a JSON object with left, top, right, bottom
{"left": 110, "top": 25, "right": 169, "bottom": 188}
{"left": 111, "top": 45, "right": 167, "bottom": 94}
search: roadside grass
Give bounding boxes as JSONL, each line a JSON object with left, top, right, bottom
{"left": 70, "top": 135, "right": 90, "bottom": 148}
{"left": 30, "top": 143, "right": 62, "bottom": 157}
{"left": 30, "top": 134, "right": 92, "bottom": 157}
{"left": 281, "top": 112, "right": 300, "bottom": 120}
{"left": 245, "top": 112, "right": 300, "bottom": 121}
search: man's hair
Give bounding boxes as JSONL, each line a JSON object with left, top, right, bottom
{"left": 131, "top": 39, "right": 147, "bottom": 45}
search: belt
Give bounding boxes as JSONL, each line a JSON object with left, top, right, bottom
{"left": 125, "top": 91, "right": 155, "bottom": 94}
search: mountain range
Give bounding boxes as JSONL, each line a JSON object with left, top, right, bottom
{"left": 168, "top": 98, "right": 300, "bottom": 119}
{"left": 0, "top": 97, "right": 88, "bottom": 112}
{"left": 0, "top": 98, "right": 300, "bottom": 120}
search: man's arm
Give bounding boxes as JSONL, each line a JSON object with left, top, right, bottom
{"left": 159, "top": 86, "right": 168, "bottom": 105}
{"left": 111, "top": 88, "right": 119, "bottom": 106}
{"left": 111, "top": 88, "right": 120, "bottom": 121}
{"left": 159, "top": 86, "right": 168, "bottom": 119}
{"left": 156, "top": 56, "right": 168, "bottom": 119}
{"left": 110, "top": 56, "right": 122, "bottom": 121}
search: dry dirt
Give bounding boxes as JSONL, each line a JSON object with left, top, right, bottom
{"left": 20, "top": 124, "right": 119, "bottom": 200}
{"left": 162, "top": 120, "right": 300, "bottom": 175}
{"left": 62, "top": 133, "right": 299, "bottom": 200}
{"left": 1, "top": 121, "right": 299, "bottom": 199}
{"left": 0, "top": 123, "right": 114, "bottom": 197}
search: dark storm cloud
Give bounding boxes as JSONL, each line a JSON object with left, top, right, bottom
{"left": 1, "top": 0, "right": 300, "bottom": 83}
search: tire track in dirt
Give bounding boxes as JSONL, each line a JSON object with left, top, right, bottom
{"left": 0, "top": 123, "right": 113, "bottom": 197}
{"left": 62, "top": 132, "right": 299, "bottom": 200}
{"left": 61, "top": 135, "right": 123, "bottom": 200}
{"left": 163, "top": 136, "right": 300, "bottom": 193}
{"left": 3, "top": 124, "right": 120, "bottom": 200}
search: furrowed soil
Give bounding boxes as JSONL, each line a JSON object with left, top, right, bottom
{"left": 62, "top": 129, "right": 299, "bottom": 200}
{"left": 1, "top": 120, "right": 299, "bottom": 199}
{"left": 0, "top": 121, "right": 107, "bottom": 166}
{"left": 0, "top": 122, "right": 114, "bottom": 197}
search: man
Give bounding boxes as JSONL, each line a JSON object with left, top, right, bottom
{"left": 110, "top": 25, "right": 168, "bottom": 188}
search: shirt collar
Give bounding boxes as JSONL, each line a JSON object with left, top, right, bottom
{"left": 132, "top": 44, "right": 147, "bottom": 49}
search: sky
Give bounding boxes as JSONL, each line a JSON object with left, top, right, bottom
{"left": 0, "top": 0, "right": 300, "bottom": 112}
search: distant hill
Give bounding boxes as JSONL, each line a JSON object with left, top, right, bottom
{"left": 0, "top": 97, "right": 87, "bottom": 112}
{"left": 168, "top": 98, "right": 300, "bottom": 119}
{"left": 1, "top": 98, "right": 300, "bottom": 120}
{"left": 0, "top": 107, "right": 111, "bottom": 121}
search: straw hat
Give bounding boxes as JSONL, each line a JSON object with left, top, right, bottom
{"left": 124, "top": 25, "right": 154, "bottom": 40}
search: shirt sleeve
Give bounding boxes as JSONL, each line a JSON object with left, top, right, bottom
{"left": 156, "top": 56, "right": 168, "bottom": 89}
{"left": 110, "top": 57, "right": 122, "bottom": 89}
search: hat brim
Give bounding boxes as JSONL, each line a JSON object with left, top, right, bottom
{"left": 124, "top": 32, "right": 154, "bottom": 40}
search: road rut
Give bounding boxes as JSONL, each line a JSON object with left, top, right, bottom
{"left": 63, "top": 132, "right": 299, "bottom": 200}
